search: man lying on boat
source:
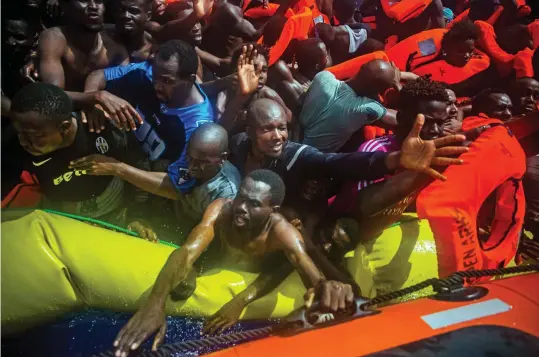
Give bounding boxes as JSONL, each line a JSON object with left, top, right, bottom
{"left": 112, "top": 169, "right": 356, "bottom": 356}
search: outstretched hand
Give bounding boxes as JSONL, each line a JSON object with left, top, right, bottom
{"left": 304, "top": 280, "right": 354, "bottom": 313}
{"left": 237, "top": 44, "right": 263, "bottom": 96}
{"left": 399, "top": 114, "right": 468, "bottom": 181}
{"left": 69, "top": 154, "right": 120, "bottom": 176}
{"left": 113, "top": 303, "right": 167, "bottom": 356}
{"left": 202, "top": 297, "right": 246, "bottom": 335}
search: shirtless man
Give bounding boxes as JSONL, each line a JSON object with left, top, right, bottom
{"left": 110, "top": 0, "right": 154, "bottom": 63}
{"left": 315, "top": 0, "right": 383, "bottom": 65}
{"left": 269, "top": 38, "right": 331, "bottom": 113}
{"left": 113, "top": 169, "right": 355, "bottom": 356}
{"left": 38, "top": 0, "right": 129, "bottom": 95}
{"left": 201, "top": 0, "right": 296, "bottom": 58}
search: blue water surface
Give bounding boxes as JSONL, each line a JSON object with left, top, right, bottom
{"left": 2, "top": 309, "right": 273, "bottom": 357}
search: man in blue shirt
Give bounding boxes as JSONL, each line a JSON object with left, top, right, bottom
{"left": 81, "top": 39, "right": 216, "bottom": 192}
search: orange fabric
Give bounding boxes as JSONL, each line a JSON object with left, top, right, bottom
{"left": 417, "top": 115, "right": 526, "bottom": 278}
{"left": 529, "top": 20, "right": 539, "bottom": 50}
{"left": 362, "top": 15, "right": 377, "bottom": 30}
{"left": 513, "top": 0, "right": 531, "bottom": 17}
{"left": 295, "top": 0, "right": 330, "bottom": 24}
{"left": 386, "top": 28, "right": 447, "bottom": 71}
{"left": 363, "top": 126, "right": 391, "bottom": 141}
{"left": 380, "top": 0, "right": 433, "bottom": 23}
{"left": 260, "top": 7, "right": 313, "bottom": 66}
{"left": 326, "top": 51, "right": 389, "bottom": 80}
{"left": 475, "top": 21, "right": 514, "bottom": 77}
{"left": 412, "top": 49, "right": 491, "bottom": 85}
{"left": 2, "top": 171, "right": 41, "bottom": 209}
{"left": 513, "top": 48, "right": 534, "bottom": 78}
{"left": 244, "top": 4, "right": 287, "bottom": 19}
{"left": 242, "top": 0, "right": 252, "bottom": 12}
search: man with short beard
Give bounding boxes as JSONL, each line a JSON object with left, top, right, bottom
{"left": 37, "top": 0, "right": 129, "bottom": 96}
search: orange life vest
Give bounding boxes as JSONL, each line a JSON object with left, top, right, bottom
{"left": 257, "top": 6, "right": 313, "bottom": 66}
{"left": 1, "top": 171, "right": 41, "bottom": 209}
{"left": 417, "top": 115, "right": 526, "bottom": 279}
{"left": 475, "top": 20, "right": 514, "bottom": 77}
{"left": 412, "top": 49, "right": 491, "bottom": 85}
{"left": 380, "top": 0, "right": 433, "bottom": 23}
{"left": 385, "top": 28, "right": 447, "bottom": 71}
{"left": 529, "top": 20, "right": 539, "bottom": 50}
{"left": 513, "top": 47, "right": 534, "bottom": 78}
{"left": 326, "top": 51, "right": 389, "bottom": 80}
{"left": 446, "top": 5, "right": 503, "bottom": 30}
{"left": 244, "top": 3, "right": 295, "bottom": 19}
{"left": 295, "top": 0, "right": 330, "bottom": 26}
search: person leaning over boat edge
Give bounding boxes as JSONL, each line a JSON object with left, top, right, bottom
{"left": 112, "top": 169, "right": 355, "bottom": 356}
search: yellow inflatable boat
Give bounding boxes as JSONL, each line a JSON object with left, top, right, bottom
{"left": 1, "top": 209, "right": 440, "bottom": 335}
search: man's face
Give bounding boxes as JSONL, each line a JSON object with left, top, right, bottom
{"left": 152, "top": 0, "right": 166, "bottom": 17}
{"left": 232, "top": 177, "right": 274, "bottom": 229}
{"left": 186, "top": 143, "right": 224, "bottom": 182}
{"left": 511, "top": 79, "right": 539, "bottom": 115}
{"left": 152, "top": 55, "right": 194, "bottom": 103}
{"left": 487, "top": 93, "right": 513, "bottom": 121}
{"left": 2, "top": 20, "right": 35, "bottom": 62}
{"left": 11, "top": 111, "right": 67, "bottom": 156}
{"left": 445, "top": 39, "right": 475, "bottom": 67}
{"left": 418, "top": 100, "right": 449, "bottom": 140}
{"left": 65, "top": 0, "right": 105, "bottom": 32}
{"left": 442, "top": 89, "right": 461, "bottom": 135}
{"left": 250, "top": 115, "right": 288, "bottom": 158}
{"left": 254, "top": 54, "right": 269, "bottom": 88}
{"left": 116, "top": 0, "right": 150, "bottom": 35}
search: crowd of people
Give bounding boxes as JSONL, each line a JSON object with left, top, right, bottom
{"left": 1, "top": 0, "right": 538, "bottom": 355}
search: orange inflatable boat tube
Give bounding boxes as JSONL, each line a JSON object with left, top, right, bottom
{"left": 206, "top": 273, "right": 539, "bottom": 357}
{"left": 417, "top": 115, "right": 526, "bottom": 278}
{"left": 381, "top": 0, "right": 433, "bottom": 23}
{"left": 326, "top": 51, "right": 389, "bottom": 80}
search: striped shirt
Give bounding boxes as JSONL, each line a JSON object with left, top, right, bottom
{"left": 329, "top": 135, "right": 400, "bottom": 214}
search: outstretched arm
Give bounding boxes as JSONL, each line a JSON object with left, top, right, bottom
{"left": 113, "top": 199, "right": 227, "bottom": 355}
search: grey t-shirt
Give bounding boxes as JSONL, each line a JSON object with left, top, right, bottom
{"left": 299, "top": 71, "right": 387, "bottom": 153}
{"left": 176, "top": 161, "right": 241, "bottom": 222}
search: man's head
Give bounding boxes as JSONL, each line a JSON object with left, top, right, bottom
{"left": 1, "top": 15, "right": 37, "bottom": 64}
{"left": 232, "top": 169, "right": 286, "bottom": 229}
{"left": 442, "top": 88, "right": 461, "bottom": 134}
{"left": 295, "top": 38, "right": 331, "bottom": 78}
{"left": 10, "top": 83, "right": 75, "bottom": 156}
{"left": 232, "top": 43, "right": 270, "bottom": 88}
{"left": 398, "top": 77, "right": 450, "bottom": 140}
{"left": 469, "top": 0, "right": 500, "bottom": 21}
{"left": 471, "top": 88, "right": 513, "bottom": 120}
{"left": 334, "top": 0, "right": 357, "bottom": 24}
{"left": 152, "top": 40, "right": 198, "bottom": 102}
{"left": 246, "top": 98, "right": 288, "bottom": 158}
{"left": 186, "top": 123, "right": 228, "bottom": 182}
{"left": 115, "top": 0, "right": 152, "bottom": 36}
{"left": 508, "top": 77, "right": 539, "bottom": 115}
{"left": 61, "top": 0, "right": 105, "bottom": 33}
{"left": 496, "top": 24, "right": 533, "bottom": 55}
{"left": 152, "top": 0, "right": 166, "bottom": 17}
{"left": 166, "top": 2, "right": 203, "bottom": 46}
{"left": 348, "top": 59, "right": 402, "bottom": 98}
{"left": 441, "top": 19, "right": 479, "bottom": 67}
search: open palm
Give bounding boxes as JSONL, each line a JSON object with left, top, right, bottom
{"left": 237, "top": 45, "right": 262, "bottom": 96}
{"left": 400, "top": 114, "right": 468, "bottom": 180}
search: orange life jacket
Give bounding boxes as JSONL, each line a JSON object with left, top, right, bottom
{"left": 513, "top": 47, "right": 534, "bottom": 78}
{"left": 363, "top": 126, "right": 392, "bottom": 141}
{"left": 446, "top": 5, "right": 503, "bottom": 30}
{"left": 412, "top": 49, "right": 491, "bottom": 85}
{"left": 244, "top": 3, "right": 295, "bottom": 19}
{"left": 417, "top": 115, "right": 526, "bottom": 279}
{"left": 257, "top": 6, "right": 313, "bottom": 66}
{"left": 326, "top": 51, "right": 389, "bottom": 80}
{"left": 386, "top": 28, "right": 447, "bottom": 71}
{"left": 380, "top": 0, "right": 433, "bottom": 23}
{"left": 529, "top": 20, "right": 539, "bottom": 50}
{"left": 295, "top": 0, "right": 330, "bottom": 26}
{"left": 1, "top": 171, "right": 41, "bottom": 209}
{"left": 475, "top": 20, "right": 514, "bottom": 77}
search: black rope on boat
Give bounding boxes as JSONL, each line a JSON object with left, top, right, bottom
{"left": 93, "top": 264, "right": 539, "bottom": 357}
{"left": 360, "top": 263, "right": 539, "bottom": 310}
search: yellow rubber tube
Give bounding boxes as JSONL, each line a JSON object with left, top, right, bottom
{"left": 1, "top": 210, "right": 439, "bottom": 334}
